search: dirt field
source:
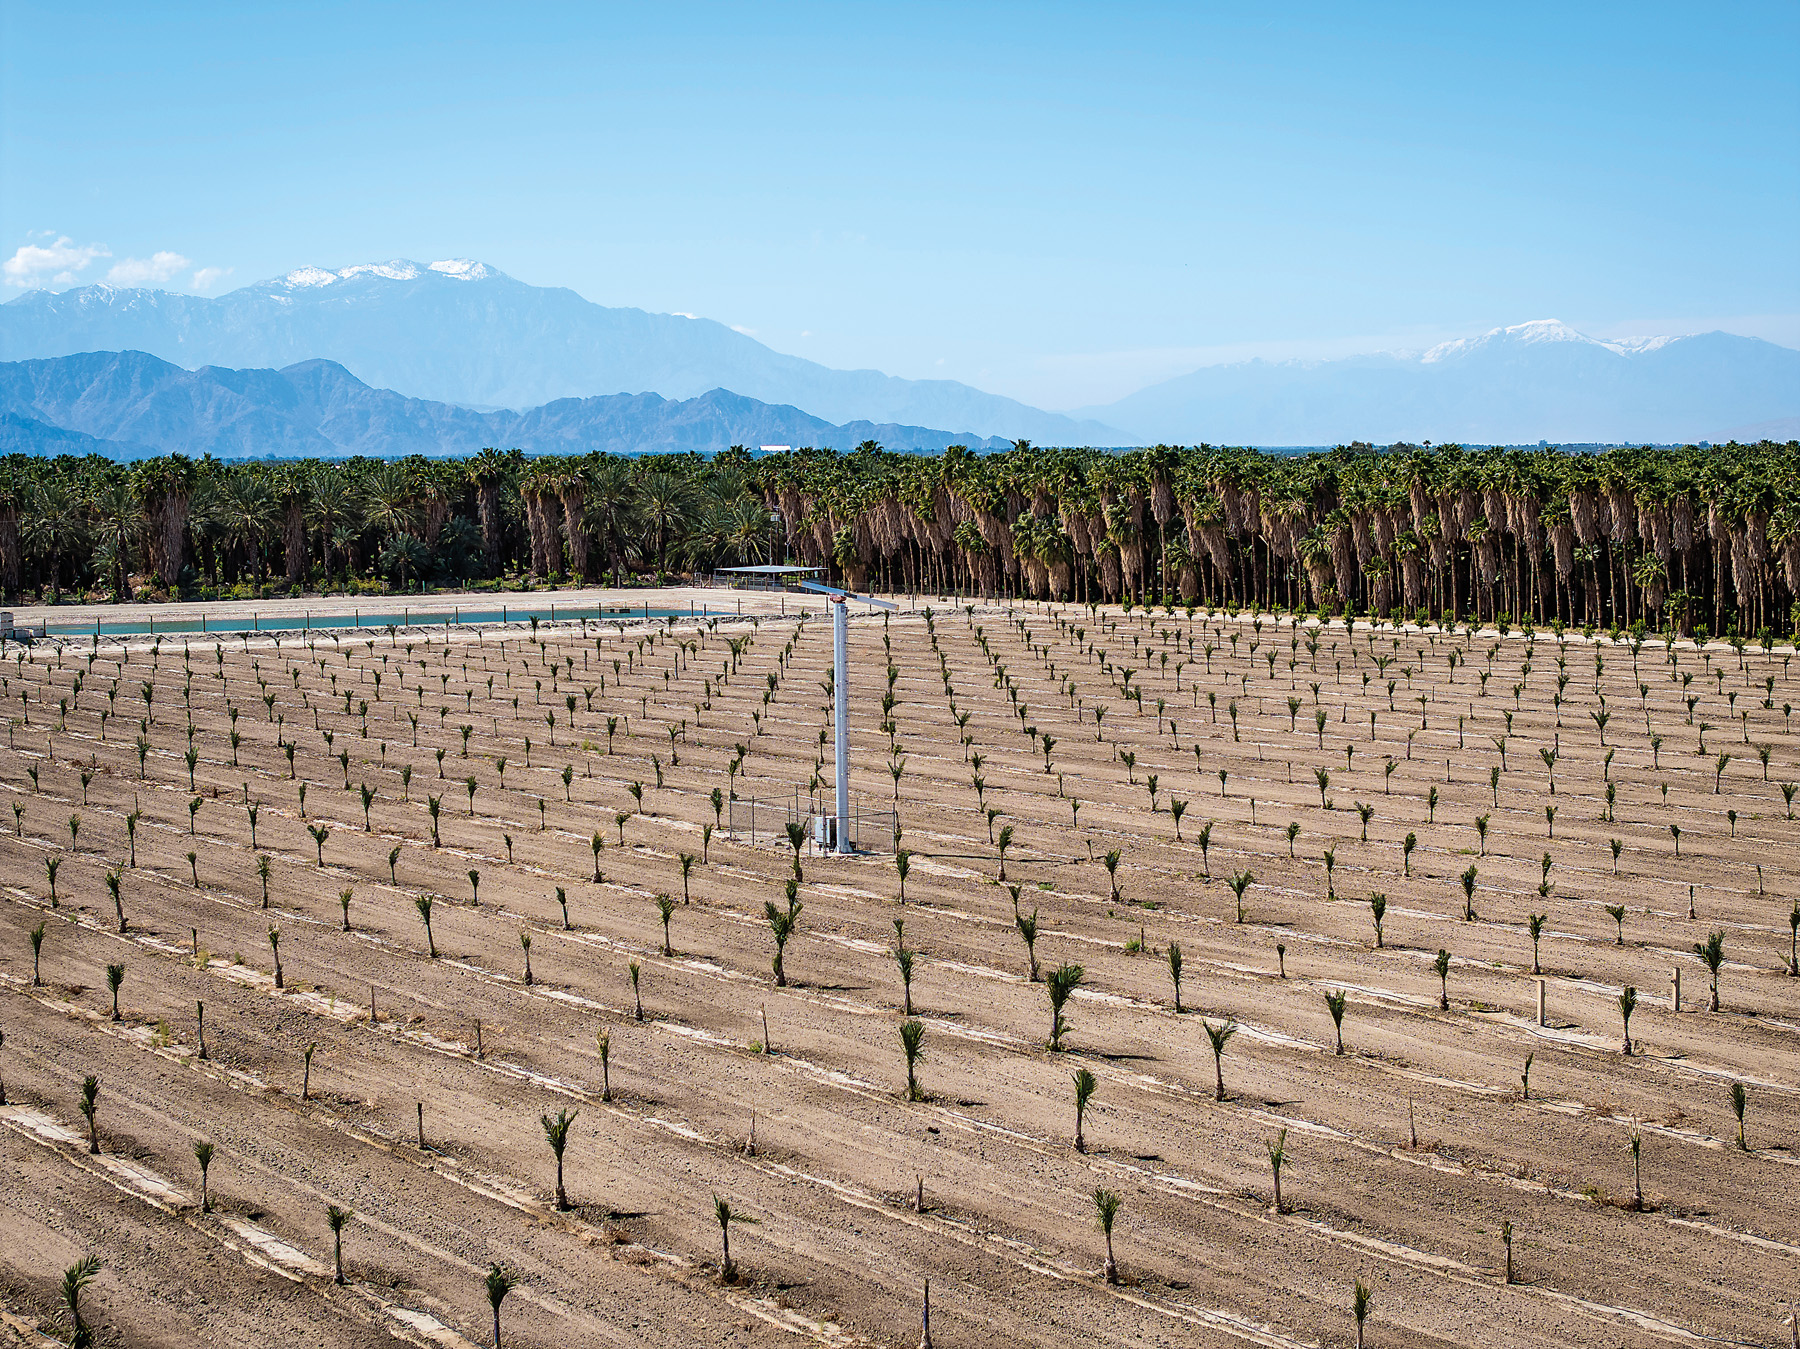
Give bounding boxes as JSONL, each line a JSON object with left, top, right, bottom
{"left": 1, "top": 598, "right": 1795, "bottom": 1349}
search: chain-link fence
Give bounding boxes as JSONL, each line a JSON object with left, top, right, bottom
{"left": 727, "top": 790, "right": 898, "bottom": 855}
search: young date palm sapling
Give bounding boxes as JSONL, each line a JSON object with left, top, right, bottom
{"left": 1015, "top": 907, "right": 1041, "bottom": 982}
{"left": 60, "top": 1254, "right": 102, "bottom": 1349}
{"left": 1229, "top": 869, "right": 1253, "bottom": 923}
{"left": 416, "top": 895, "right": 436, "bottom": 958}
{"left": 1325, "top": 990, "right": 1348, "bottom": 1055}
{"left": 194, "top": 1140, "right": 214, "bottom": 1212}
{"left": 1093, "top": 1187, "right": 1122, "bottom": 1285}
{"left": 1266, "top": 1127, "right": 1289, "bottom": 1213}
{"left": 1046, "top": 963, "right": 1085, "bottom": 1051}
{"left": 327, "top": 1205, "right": 351, "bottom": 1284}
{"left": 541, "top": 1107, "right": 577, "bottom": 1210}
{"left": 1072, "top": 1067, "right": 1097, "bottom": 1151}
{"left": 899, "top": 1019, "right": 925, "bottom": 1101}
{"left": 485, "top": 1264, "right": 516, "bottom": 1349}
{"left": 1695, "top": 930, "right": 1726, "bottom": 1011}
{"left": 713, "top": 1194, "right": 751, "bottom": 1283}
{"left": 1204, "top": 1019, "right": 1238, "bottom": 1100}
{"left": 765, "top": 888, "right": 801, "bottom": 986}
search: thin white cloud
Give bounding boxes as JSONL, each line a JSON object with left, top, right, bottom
{"left": 3, "top": 235, "right": 111, "bottom": 287}
{"left": 190, "top": 266, "right": 234, "bottom": 292}
{"left": 106, "top": 251, "right": 191, "bottom": 285}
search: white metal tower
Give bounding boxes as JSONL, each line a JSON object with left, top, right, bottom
{"left": 800, "top": 580, "right": 896, "bottom": 853}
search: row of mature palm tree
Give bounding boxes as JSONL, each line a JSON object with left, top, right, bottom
{"left": 0, "top": 449, "right": 770, "bottom": 601}
{"left": 3, "top": 439, "right": 1797, "bottom": 636}
{"left": 759, "top": 440, "right": 1800, "bottom": 639}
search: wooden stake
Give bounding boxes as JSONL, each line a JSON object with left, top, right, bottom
{"left": 369, "top": 984, "right": 377, "bottom": 1024}
{"left": 1408, "top": 1098, "right": 1418, "bottom": 1150}
{"left": 474, "top": 1018, "right": 484, "bottom": 1059}
{"left": 416, "top": 1101, "right": 425, "bottom": 1149}
{"left": 919, "top": 1278, "right": 932, "bottom": 1349}
{"left": 914, "top": 1174, "right": 924, "bottom": 1212}
{"left": 760, "top": 1005, "right": 772, "bottom": 1055}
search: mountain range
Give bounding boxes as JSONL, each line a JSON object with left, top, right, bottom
{"left": 1079, "top": 321, "right": 1800, "bottom": 445}
{"left": 0, "top": 260, "right": 1794, "bottom": 448}
{"left": 0, "top": 350, "right": 1013, "bottom": 460}
{"left": 0, "top": 259, "right": 1116, "bottom": 444}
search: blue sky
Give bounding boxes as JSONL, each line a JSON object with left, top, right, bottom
{"left": 3, "top": 1, "right": 1796, "bottom": 408}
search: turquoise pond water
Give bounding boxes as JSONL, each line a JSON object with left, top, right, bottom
{"left": 35, "top": 601, "right": 735, "bottom": 638}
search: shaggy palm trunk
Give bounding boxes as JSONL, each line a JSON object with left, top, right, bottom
{"left": 284, "top": 501, "right": 306, "bottom": 585}
{"left": 477, "top": 481, "right": 503, "bottom": 573}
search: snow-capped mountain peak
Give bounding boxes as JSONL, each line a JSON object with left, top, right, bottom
{"left": 336, "top": 260, "right": 421, "bottom": 283}
{"left": 271, "top": 259, "right": 503, "bottom": 291}
{"left": 1597, "top": 334, "right": 1680, "bottom": 356}
{"left": 280, "top": 265, "right": 340, "bottom": 289}
{"left": 427, "top": 259, "right": 492, "bottom": 280}
{"left": 1422, "top": 319, "right": 1598, "bottom": 363}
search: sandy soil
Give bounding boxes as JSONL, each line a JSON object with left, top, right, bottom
{"left": 0, "top": 598, "right": 1795, "bottom": 1348}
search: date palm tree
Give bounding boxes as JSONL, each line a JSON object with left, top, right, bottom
{"left": 1434, "top": 949, "right": 1451, "bottom": 1010}
{"left": 1204, "top": 1019, "right": 1237, "bottom": 1100}
{"left": 1619, "top": 985, "right": 1637, "bottom": 1054}
{"left": 1045, "top": 963, "right": 1085, "bottom": 1051}
{"left": 79, "top": 1075, "right": 101, "bottom": 1153}
{"left": 60, "top": 1253, "right": 103, "bottom": 1349}
{"left": 194, "top": 1140, "right": 215, "bottom": 1212}
{"left": 1166, "top": 940, "right": 1183, "bottom": 1012}
{"left": 1072, "top": 1067, "right": 1097, "bottom": 1151}
{"left": 485, "top": 1264, "right": 517, "bottom": 1349}
{"left": 1228, "top": 869, "right": 1253, "bottom": 923}
{"left": 1015, "top": 906, "right": 1041, "bottom": 982}
{"left": 1093, "top": 1187, "right": 1122, "bottom": 1284}
{"left": 1266, "top": 1127, "right": 1289, "bottom": 1213}
{"left": 899, "top": 1019, "right": 925, "bottom": 1101}
{"left": 713, "top": 1194, "right": 751, "bottom": 1283}
{"left": 894, "top": 943, "right": 917, "bottom": 1015}
{"left": 1325, "top": 990, "right": 1348, "bottom": 1055}
{"left": 1694, "top": 930, "right": 1725, "bottom": 1011}
{"left": 326, "top": 1205, "right": 351, "bottom": 1284}
{"left": 416, "top": 895, "right": 437, "bottom": 958}
{"left": 542, "top": 1107, "right": 577, "bottom": 1210}
{"left": 764, "top": 890, "right": 801, "bottom": 986}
